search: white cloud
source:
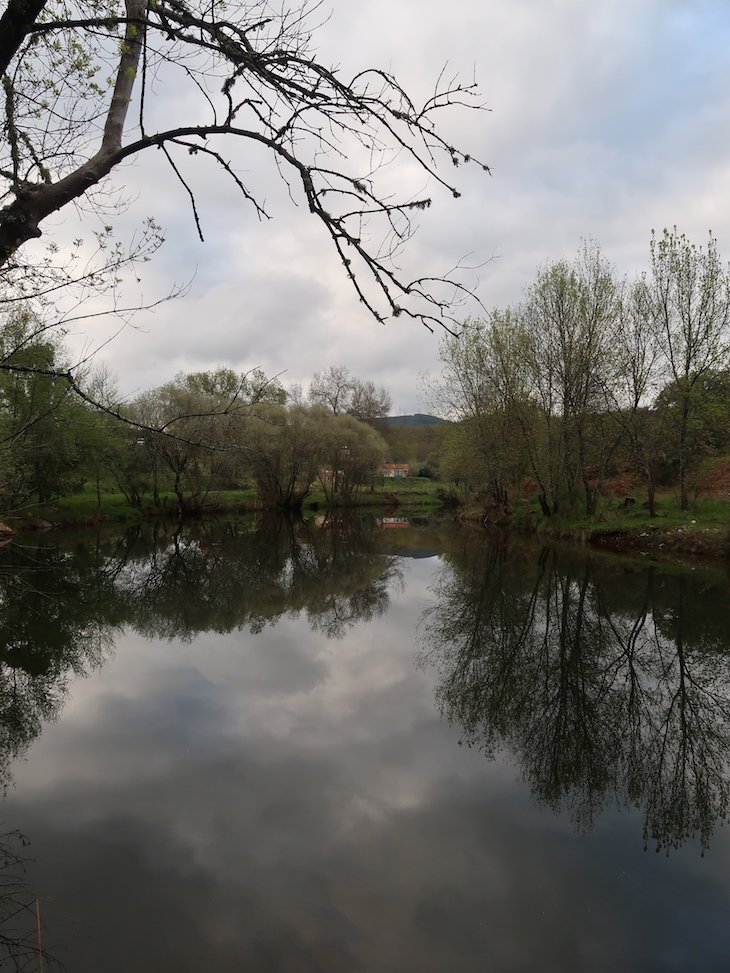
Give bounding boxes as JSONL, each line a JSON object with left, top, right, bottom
{"left": 52, "top": 0, "right": 730, "bottom": 413}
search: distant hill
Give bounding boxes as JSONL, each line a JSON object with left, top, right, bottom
{"left": 382, "top": 413, "right": 450, "bottom": 427}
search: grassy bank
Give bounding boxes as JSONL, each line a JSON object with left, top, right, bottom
{"left": 463, "top": 492, "right": 730, "bottom": 559}
{"left": 6, "top": 480, "right": 729, "bottom": 560}
{"left": 2, "top": 477, "right": 444, "bottom": 530}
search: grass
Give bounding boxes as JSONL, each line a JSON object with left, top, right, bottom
{"left": 6, "top": 477, "right": 445, "bottom": 528}
{"left": 10, "top": 485, "right": 142, "bottom": 526}
{"left": 495, "top": 489, "right": 730, "bottom": 558}
{"left": 9, "top": 480, "right": 730, "bottom": 561}
{"left": 523, "top": 493, "right": 730, "bottom": 532}
{"left": 300, "top": 476, "right": 443, "bottom": 511}
{"left": 7, "top": 485, "right": 261, "bottom": 527}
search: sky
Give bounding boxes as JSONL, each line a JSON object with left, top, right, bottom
{"left": 57, "top": 0, "right": 730, "bottom": 415}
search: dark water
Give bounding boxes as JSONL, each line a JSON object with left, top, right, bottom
{"left": 0, "top": 516, "right": 729, "bottom": 971}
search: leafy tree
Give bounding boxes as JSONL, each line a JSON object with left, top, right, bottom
{"left": 108, "top": 426, "right": 155, "bottom": 510}
{"left": 431, "top": 245, "right": 625, "bottom": 516}
{"left": 692, "top": 369, "right": 730, "bottom": 452}
{"left": 519, "top": 243, "right": 622, "bottom": 514}
{"left": 647, "top": 228, "right": 730, "bottom": 509}
{"left": 0, "top": 311, "right": 93, "bottom": 503}
{"left": 316, "top": 413, "right": 387, "bottom": 503}
{"left": 244, "top": 404, "right": 323, "bottom": 509}
{"left": 130, "top": 377, "right": 243, "bottom": 509}
{"left": 433, "top": 316, "right": 527, "bottom": 505}
{"left": 378, "top": 420, "right": 445, "bottom": 470}
{"left": 78, "top": 365, "right": 127, "bottom": 510}
{"left": 181, "top": 368, "right": 285, "bottom": 406}
{"left": 654, "top": 368, "right": 730, "bottom": 490}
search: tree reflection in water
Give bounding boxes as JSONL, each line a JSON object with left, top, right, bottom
{"left": 112, "top": 514, "right": 403, "bottom": 640}
{"left": 0, "top": 516, "right": 406, "bottom": 964}
{"left": 420, "top": 534, "right": 730, "bottom": 852}
{"left": 0, "top": 516, "right": 404, "bottom": 786}
{"left": 0, "top": 540, "right": 116, "bottom": 793}
{"left": 0, "top": 829, "right": 59, "bottom": 971}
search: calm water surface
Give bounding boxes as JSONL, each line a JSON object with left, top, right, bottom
{"left": 1, "top": 516, "right": 729, "bottom": 971}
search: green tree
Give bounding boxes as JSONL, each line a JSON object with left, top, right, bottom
{"left": 520, "top": 243, "right": 622, "bottom": 515}
{"left": 244, "top": 404, "right": 323, "bottom": 509}
{"left": 316, "top": 413, "right": 387, "bottom": 503}
{"left": 647, "top": 228, "right": 730, "bottom": 509}
{"left": 181, "top": 367, "right": 286, "bottom": 406}
{"left": 654, "top": 368, "right": 730, "bottom": 491}
{"left": 432, "top": 317, "right": 526, "bottom": 505}
{"left": 130, "top": 377, "right": 242, "bottom": 509}
{"left": 431, "top": 245, "right": 624, "bottom": 517}
{"left": 107, "top": 426, "right": 155, "bottom": 510}
{"left": 0, "top": 311, "right": 93, "bottom": 504}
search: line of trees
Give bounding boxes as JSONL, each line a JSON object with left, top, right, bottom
{"left": 0, "top": 318, "right": 397, "bottom": 512}
{"left": 432, "top": 230, "right": 730, "bottom": 514}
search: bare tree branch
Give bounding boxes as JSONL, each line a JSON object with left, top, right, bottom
{"left": 0, "top": 0, "right": 489, "bottom": 333}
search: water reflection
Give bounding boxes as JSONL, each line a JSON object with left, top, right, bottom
{"left": 114, "top": 516, "right": 403, "bottom": 639}
{"left": 420, "top": 534, "right": 730, "bottom": 851}
{"left": 2, "top": 521, "right": 730, "bottom": 970}
{"left": 0, "top": 517, "right": 405, "bottom": 787}
{"left": 0, "top": 541, "right": 115, "bottom": 792}
{"left": 0, "top": 829, "right": 57, "bottom": 971}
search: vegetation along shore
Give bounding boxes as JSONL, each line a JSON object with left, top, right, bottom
{"left": 2, "top": 230, "right": 730, "bottom": 564}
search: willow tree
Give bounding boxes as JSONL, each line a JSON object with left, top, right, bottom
{"left": 0, "top": 1, "right": 488, "bottom": 407}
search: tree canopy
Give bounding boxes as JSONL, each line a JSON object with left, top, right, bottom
{"left": 430, "top": 232, "right": 730, "bottom": 515}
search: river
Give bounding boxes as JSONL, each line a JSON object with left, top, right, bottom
{"left": 0, "top": 515, "right": 728, "bottom": 971}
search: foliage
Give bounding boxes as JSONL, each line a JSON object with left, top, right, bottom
{"left": 180, "top": 367, "right": 286, "bottom": 406}
{"left": 378, "top": 419, "right": 445, "bottom": 470}
{"left": 648, "top": 229, "right": 730, "bottom": 508}
{"left": 316, "top": 413, "right": 387, "bottom": 503}
{"left": 0, "top": 310, "right": 100, "bottom": 504}
{"left": 243, "top": 404, "right": 323, "bottom": 509}
{"left": 430, "top": 234, "right": 730, "bottom": 518}
{"left": 128, "top": 375, "right": 246, "bottom": 508}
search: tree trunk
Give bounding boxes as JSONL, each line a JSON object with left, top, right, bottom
{"left": 538, "top": 489, "right": 551, "bottom": 517}
{"left": 646, "top": 464, "right": 656, "bottom": 518}
{"left": 678, "top": 399, "right": 690, "bottom": 510}
{"left": 583, "top": 476, "right": 598, "bottom": 517}
{"left": 0, "top": 1, "right": 48, "bottom": 77}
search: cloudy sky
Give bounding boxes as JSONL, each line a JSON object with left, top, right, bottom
{"left": 61, "top": 0, "right": 730, "bottom": 414}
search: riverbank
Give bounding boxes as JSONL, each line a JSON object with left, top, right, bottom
{"left": 462, "top": 495, "right": 730, "bottom": 560}
{"left": 0, "top": 479, "right": 445, "bottom": 533}
{"left": 4, "top": 482, "right": 729, "bottom": 561}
